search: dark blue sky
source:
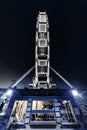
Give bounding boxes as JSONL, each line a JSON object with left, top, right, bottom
{"left": 0, "top": 0, "right": 87, "bottom": 88}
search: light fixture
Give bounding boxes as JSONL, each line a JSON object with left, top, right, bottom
{"left": 63, "top": 100, "right": 67, "bottom": 103}
{"left": 6, "top": 90, "right": 13, "bottom": 96}
{"left": 72, "top": 89, "right": 79, "bottom": 96}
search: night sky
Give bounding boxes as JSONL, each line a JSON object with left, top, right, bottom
{"left": 0, "top": 0, "right": 87, "bottom": 88}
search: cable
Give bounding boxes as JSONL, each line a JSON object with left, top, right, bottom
{"left": 11, "top": 66, "right": 35, "bottom": 88}
{"left": 50, "top": 66, "right": 73, "bottom": 89}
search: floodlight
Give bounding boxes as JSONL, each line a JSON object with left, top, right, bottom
{"left": 72, "top": 89, "right": 79, "bottom": 96}
{"left": 6, "top": 90, "right": 12, "bottom": 96}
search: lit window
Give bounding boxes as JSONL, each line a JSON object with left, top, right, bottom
{"left": 11, "top": 100, "right": 27, "bottom": 122}
{"left": 32, "top": 100, "right": 53, "bottom": 110}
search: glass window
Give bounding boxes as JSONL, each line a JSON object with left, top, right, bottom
{"left": 11, "top": 100, "right": 27, "bottom": 122}
{"left": 31, "top": 113, "right": 55, "bottom": 121}
{"left": 32, "top": 100, "right": 53, "bottom": 110}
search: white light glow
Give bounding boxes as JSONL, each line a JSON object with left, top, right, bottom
{"left": 72, "top": 90, "right": 79, "bottom": 96}
{"left": 6, "top": 90, "right": 12, "bottom": 96}
{"left": 63, "top": 100, "right": 67, "bottom": 103}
